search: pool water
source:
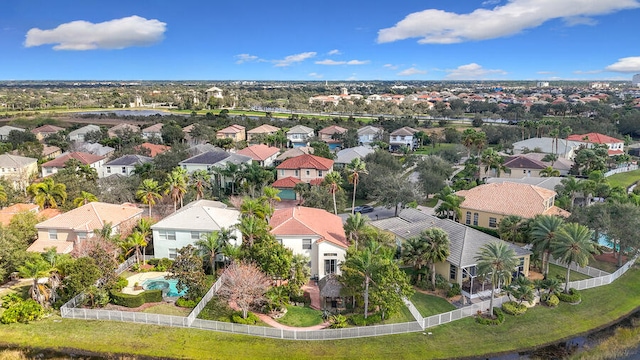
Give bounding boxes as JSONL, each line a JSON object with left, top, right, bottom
{"left": 142, "top": 277, "right": 187, "bottom": 297}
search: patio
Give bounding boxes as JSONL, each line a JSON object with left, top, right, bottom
{"left": 121, "top": 272, "right": 169, "bottom": 295}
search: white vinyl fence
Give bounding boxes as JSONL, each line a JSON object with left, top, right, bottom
{"left": 548, "top": 256, "right": 611, "bottom": 278}
{"left": 604, "top": 164, "right": 638, "bottom": 178}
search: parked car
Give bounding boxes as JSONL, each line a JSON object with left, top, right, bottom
{"left": 354, "top": 205, "right": 374, "bottom": 213}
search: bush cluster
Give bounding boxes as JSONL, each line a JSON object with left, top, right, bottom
{"left": 544, "top": 294, "right": 560, "bottom": 307}
{"left": 501, "top": 301, "right": 528, "bottom": 316}
{"left": 447, "top": 283, "right": 462, "bottom": 298}
{"left": 231, "top": 311, "right": 260, "bottom": 325}
{"left": 106, "top": 276, "right": 129, "bottom": 293}
{"left": 329, "top": 314, "right": 348, "bottom": 329}
{"left": 557, "top": 288, "right": 581, "bottom": 304}
{"left": 110, "top": 290, "right": 163, "bottom": 308}
{"left": 147, "top": 258, "right": 174, "bottom": 272}
{"left": 349, "top": 313, "right": 383, "bottom": 326}
{"left": 475, "top": 307, "right": 505, "bottom": 326}
{"left": 176, "top": 297, "right": 199, "bottom": 308}
{"left": 0, "top": 299, "right": 44, "bottom": 324}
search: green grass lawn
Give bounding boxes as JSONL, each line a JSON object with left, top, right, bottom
{"left": 0, "top": 283, "right": 31, "bottom": 299}
{"left": 590, "top": 257, "right": 622, "bottom": 274}
{"left": 381, "top": 304, "right": 416, "bottom": 324}
{"left": 548, "top": 263, "right": 592, "bottom": 281}
{"left": 423, "top": 198, "right": 438, "bottom": 207}
{"left": 410, "top": 292, "right": 456, "bottom": 318}
{"left": 0, "top": 266, "right": 639, "bottom": 359}
{"left": 141, "top": 303, "right": 191, "bottom": 317}
{"left": 276, "top": 306, "right": 323, "bottom": 327}
{"left": 606, "top": 169, "right": 640, "bottom": 189}
{"left": 413, "top": 143, "right": 457, "bottom": 155}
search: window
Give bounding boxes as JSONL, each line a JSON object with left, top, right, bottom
{"left": 280, "top": 170, "right": 285, "bottom": 176}
{"left": 48, "top": 229, "right": 58, "bottom": 240}
{"left": 473, "top": 213, "right": 479, "bottom": 226}
{"left": 489, "top": 217, "right": 497, "bottom": 228}
{"left": 106, "top": 167, "right": 111, "bottom": 174}
{"left": 191, "top": 231, "right": 201, "bottom": 240}
{"left": 159, "top": 230, "right": 176, "bottom": 241}
{"left": 450, "top": 264, "right": 457, "bottom": 280}
{"left": 324, "top": 259, "right": 337, "bottom": 275}
{"left": 302, "top": 239, "right": 312, "bottom": 250}
{"left": 318, "top": 171, "right": 323, "bottom": 177}
{"left": 465, "top": 211, "right": 471, "bottom": 225}
{"left": 306, "top": 170, "right": 310, "bottom": 176}
{"left": 121, "top": 167, "right": 126, "bottom": 174}
{"left": 46, "top": 168, "right": 52, "bottom": 174}
{"left": 168, "top": 248, "right": 178, "bottom": 260}
{"left": 294, "top": 170, "right": 299, "bottom": 177}
{"left": 324, "top": 253, "right": 337, "bottom": 257}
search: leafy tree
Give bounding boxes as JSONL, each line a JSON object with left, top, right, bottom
{"left": 415, "top": 155, "right": 454, "bottom": 196}
{"left": 530, "top": 215, "right": 564, "bottom": 278}
{"left": 310, "top": 141, "right": 334, "bottom": 160}
{"left": 370, "top": 171, "right": 416, "bottom": 216}
{"left": 26, "top": 178, "right": 67, "bottom": 209}
{"left": 244, "top": 236, "right": 293, "bottom": 280}
{"left": 161, "top": 121, "right": 185, "bottom": 144}
{"left": 167, "top": 245, "right": 207, "bottom": 301}
{"left": 60, "top": 257, "right": 102, "bottom": 300}
{"left": 136, "top": 179, "right": 163, "bottom": 217}
{"left": 552, "top": 223, "right": 595, "bottom": 293}
{"left": 218, "top": 261, "right": 270, "bottom": 319}
{"left": 475, "top": 242, "right": 519, "bottom": 314}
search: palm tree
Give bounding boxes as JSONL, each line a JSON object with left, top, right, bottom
{"left": 236, "top": 215, "right": 268, "bottom": 247}
{"left": 344, "top": 213, "right": 369, "bottom": 249}
{"left": 540, "top": 166, "right": 560, "bottom": 177}
{"left": 26, "top": 178, "right": 67, "bottom": 209}
{"left": 164, "top": 167, "right": 188, "bottom": 213}
{"left": 0, "top": 183, "right": 7, "bottom": 204}
{"left": 346, "top": 158, "right": 367, "bottom": 214}
{"left": 73, "top": 191, "right": 98, "bottom": 207}
{"left": 434, "top": 187, "right": 464, "bottom": 222}
{"left": 240, "top": 197, "right": 270, "bottom": 220}
{"left": 136, "top": 179, "right": 163, "bottom": 217}
{"left": 475, "top": 242, "right": 519, "bottom": 314}
{"left": 261, "top": 186, "right": 281, "bottom": 211}
{"left": 196, "top": 231, "right": 229, "bottom": 274}
{"left": 497, "top": 215, "right": 523, "bottom": 243}
{"left": 18, "top": 258, "right": 52, "bottom": 306}
{"left": 127, "top": 232, "right": 148, "bottom": 266}
{"left": 552, "top": 223, "right": 595, "bottom": 293}
{"left": 421, "top": 228, "right": 450, "bottom": 288}
{"left": 190, "top": 169, "right": 211, "bottom": 200}
{"left": 461, "top": 129, "right": 477, "bottom": 158}
{"left": 341, "top": 241, "right": 385, "bottom": 319}
{"left": 402, "top": 237, "right": 428, "bottom": 283}
{"left": 530, "top": 215, "right": 564, "bottom": 278}
{"left": 556, "top": 176, "right": 582, "bottom": 210}
{"left": 481, "top": 148, "right": 508, "bottom": 178}
{"left": 324, "top": 171, "right": 343, "bottom": 215}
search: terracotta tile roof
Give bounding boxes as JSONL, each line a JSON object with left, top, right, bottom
{"left": 41, "top": 152, "right": 104, "bottom": 168}
{"left": 309, "top": 178, "right": 324, "bottom": 186}
{"left": 0, "top": 204, "right": 39, "bottom": 226}
{"left": 456, "top": 182, "right": 564, "bottom": 219}
{"left": 27, "top": 238, "right": 74, "bottom": 254}
{"left": 42, "top": 145, "right": 61, "bottom": 157}
{"left": 142, "top": 123, "right": 163, "bottom": 133}
{"left": 31, "top": 124, "right": 64, "bottom": 134}
{"left": 276, "top": 154, "right": 333, "bottom": 171}
{"left": 237, "top": 144, "right": 280, "bottom": 161}
{"left": 247, "top": 124, "right": 280, "bottom": 134}
{"left": 272, "top": 176, "right": 302, "bottom": 188}
{"left": 217, "top": 124, "right": 245, "bottom": 134}
{"left": 504, "top": 155, "right": 547, "bottom": 170}
{"left": 318, "top": 125, "right": 347, "bottom": 135}
{"left": 567, "top": 132, "right": 623, "bottom": 144}
{"left": 35, "top": 202, "right": 143, "bottom": 232}
{"left": 270, "top": 206, "right": 348, "bottom": 248}
{"left": 608, "top": 149, "right": 625, "bottom": 156}
{"left": 136, "top": 142, "right": 171, "bottom": 157}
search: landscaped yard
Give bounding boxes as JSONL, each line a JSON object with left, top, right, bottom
{"left": 413, "top": 143, "right": 457, "bottom": 155}
{"left": 410, "top": 292, "right": 456, "bottom": 318}
{"left": 382, "top": 304, "right": 415, "bottom": 324}
{"left": 141, "top": 303, "right": 191, "bottom": 317}
{"left": 276, "top": 306, "right": 323, "bottom": 327}
{"left": 197, "top": 296, "right": 269, "bottom": 327}
{"left": 547, "top": 263, "right": 592, "bottom": 281}
{"left": 606, "top": 169, "right": 640, "bottom": 189}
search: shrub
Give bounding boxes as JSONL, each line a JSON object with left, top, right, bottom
{"left": 1, "top": 299, "right": 44, "bottom": 324}
{"left": 1, "top": 293, "right": 23, "bottom": 309}
{"left": 475, "top": 307, "right": 505, "bottom": 325}
{"left": 231, "top": 311, "right": 259, "bottom": 325}
{"left": 447, "top": 283, "right": 462, "bottom": 298}
{"left": 349, "top": 313, "right": 383, "bottom": 326}
{"left": 329, "top": 314, "right": 348, "bottom": 329}
{"left": 415, "top": 277, "right": 434, "bottom": 291}
{"left": 155, "top": 258, "right": 174, "bottom": 272}
{"left": 176, "top": 297, "right": 198, "bottom": 308}
{"left": 557, "top": 288, "right": 581, "bottom": 304}
{"left": 544, "top": 294, "right": 560, "bottom": 307}
{"left": 106, "top": 276, "right": 129, "bottom": 293}
{"left": 435, "top": 274, "right": 449, "bottom": 290}
{"left": 110, "top": 290, "right": 163, "bottom": 308}
{"left": 502, "top": 301, "right": 528, "bottom": 316}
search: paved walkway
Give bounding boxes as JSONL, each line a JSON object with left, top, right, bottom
{"left": 302, "top": 280, "right": 322, "bottom": 310}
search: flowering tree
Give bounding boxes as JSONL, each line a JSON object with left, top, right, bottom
{"left": 218, "top": 261, "right": 270, "bottom": 319}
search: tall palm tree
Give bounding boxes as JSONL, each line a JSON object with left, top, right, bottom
{"left": 402, "top": 237, "right": 428, "bottom": 283}
{"left": 461, "top": 129, "right": 477, "bottom": 158}
{"left": 344, "top": 213, "right": 369, "bottom": 249}
{"left": 27, "top": 178, "right": 67, "bottom": 209}
{"left": 190, "top": 169, "right": 211, "bottom": 200}
{"left": 73, "top": 191, "right": 98, "bottom": 207}
{"left": 530, "top": 215, "right": 564, "bottom": 278}
{"left": 346, "top": 158, "right": 367, "bottom": 214}
{"left": 497, "top": 215, "right": 523, "bottom": 243}
{"left": 127, "top": 232, "right": 148, "bottom": 266}
{"left": 236, "top": 215, "right": 268, "bottom": 247}
{"left": 434, "top": 187, "right": 464, "bottom": 222}
{"left": 341, "top": 241, "right": 385, "bottom": 319}
{"left": 164, "top": 167, "right": 188, "bottom": 213}
{"left": 136, "top": 179, "right": 163, "bottom": 217}
{"left": 540, "top": 166, "right": 560, "bottom": 177}
{"left": 324, "top": 171, "right": 343, "bottom": 215}
{"left": 475, "top": 242, "right": 519, "bottom": 314}
{"left": 18, "top": 258, "right": 52, "bottom": 306}
{"left": 134, "top": 217, "right": 154, "bottom": 263}
{"left": 421, "top": 228, "right": 451, "bottom": 288}
{"left": 261, "top": 186, "right": 281, "bottom": 213}
{"left": 240, "top": 197, "right": 270, "bottom": 220}
{"left": 552, "top": 223, "right": 595, "bottom": 293}
{"left": 556, "top": 176, "right": 582, "bottom": 210}
{"left": 195, "top": 231, "right": 229, "bottom": 274}
{"left": 481, "top": 148, "right": 508, "bottom": 178}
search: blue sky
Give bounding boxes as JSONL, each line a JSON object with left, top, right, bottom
{"left": 2, "top": 0, "right": 640, "bottom": 81}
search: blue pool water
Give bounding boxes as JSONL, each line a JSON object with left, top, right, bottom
{"left": 142, "top": 277, "right": 186, "bottom": 297}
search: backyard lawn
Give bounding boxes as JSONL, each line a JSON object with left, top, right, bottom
{"left": 382, "top": 304, "right": 415, "bottom": 324}
{"left": 547, "top": 263, "right": 592, "bottom": 281}
{"left": 276, "top": 306, "right": 323, "bottom": 327}
{"left": 141, "top": 303, "right": 191, "bottom": 317}
{"left": 413, "top": 143, "right": 457, "bottom": 155}
{"left": 606, "top": 169, "right": 640, "bottom": 189}
{"left": 410, "top": 292, "right": 456, "bottom": 318}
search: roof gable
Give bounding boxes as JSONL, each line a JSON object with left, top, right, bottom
{"left": 36, "top": 202, "right": 142, "bottom": 232}
{"left": 276, "top": 154, "right": 333, "bottom": 171}
{"left": 237, "top": 144, "right": 280, "bottom": 161}
{"left": 270, "top": 207, "right": 348, "bottom": 248}
{"left": 41, "top": 152, "right": 104, "bottom": 168}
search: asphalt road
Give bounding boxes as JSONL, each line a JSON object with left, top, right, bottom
{"left": 338, "top": 206, "right": 397, "bottom": 223}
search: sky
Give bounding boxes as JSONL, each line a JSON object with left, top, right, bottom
{"left": 2, "top": 0, "right": 640, "bottom": 81}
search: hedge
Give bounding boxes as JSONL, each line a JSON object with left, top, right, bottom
{"left": 557, "top": 288, "right": 581, "bottom": 304}
{"left": 475, "top": 307, "right": 505, "bottom": 325}
{"left": 349, "top": 313, "right": 383, "bottom": 326}
{"left": 501, "top": 301, "right": 528, "bottom": 315}
{"left": 110, "top": 290, "right": 163, "bottom": 308}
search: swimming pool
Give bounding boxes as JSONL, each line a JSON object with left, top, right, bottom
{"left": 142, "top": 277, "right": 187, "bottom": 297}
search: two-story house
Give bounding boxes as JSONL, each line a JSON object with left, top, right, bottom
{"left": 286, "top": 125, "right": 315, "bottom": 148}
{"left": 389, "top": 126, "right": 419, "bottom": 151}
{"left": 318, "top": 125, "right": 347, "bottom": 150}
{"left": 41, "top": 152, "right": 105, "bottom": 178}
{"left": 151, "top": 200, "right": 241, "bottom": 259}
{"left": 102, "top": 155, "right": 153, "bottom": 178}
{"left": 275, "top": 154, "right": 333, "bottom": 183}
{"left": 357, "top": 125, "right": 383, "bottom": 145}
{"left": 237, "top": 144, "right": 281, "bottom": 167}
{"left": 0, "top": 154, "right": 38, "bottom": 189}
{"left": 0, "top": 126, "right": 25, "bottom": 141}
{"left": 68, "top": 124, "right": 100, "bottom": 142}
{"left": 216, "top": 125, "right": 246, "bottom": 142}
{"left": 179, "top": 149, "right": 252, "bottom": 174}
{"left": 270, "top": 206, "right": 348, "bottom": 280}
{"left": 247, "top": 124, "right": 280, "bottom": 143}
{"left": 31, "top": 125, "right": 64, "bottom": 141}
{"left": 142, "top": 123, "right": 164, "bottom": 142}
{"left": 567, "top": 132, "right": 625, "bottom": 156}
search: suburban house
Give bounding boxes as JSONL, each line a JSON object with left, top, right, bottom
{"left": 237, "top": 144, "right": 281, "bottom": 167}
{"left": 41, "top": 145, "right": 62, "bottom": 160}
{"left": 188, "top": 143, "right": 218, "bottom": 156}
{"left": 31, "top": 124, "right": 64, "bottom": 141}
{"left": 0, "top": 126, "right": 25, "bottom": 141}
{"left": 490, "top": 154, "right": 572, "bottom": 179}
{"left": 456, "top": 182, "right": 570, "bottom": 229}
{"left": 512, "top": 137, "right": 582, "bottom": 160}
{"left": 275, "top": 154, "right": 333, "bottom": 183}
{"left": 334, "top": 146, "right": 374, "bottom": 169}
{"left": 68, "top": 124, "right": 100, "bottom": 142}
{"left": 76, "top": 142, "right": 115, "bottom": 158}
{"left": 0, "top": 154, "right": 38, "bottom": 189}
{"left": 108, "top": 123, "right": 140, "bottom": 138}
{"left": 179, "top": 149, "right": 252, "bottom": 173}
{"left": 247, "top": 124, "right": 280, "bottom": 142}
{"left": 271, "top": 176, "right": 303, "bottom": 200}
{"left": 151, "top": 200, "right": 241, "bottom": 259}
{"left": 28, "top": 202, "right": 143, "bottom": 254}
{"left": 0, "top": 203, "right": 60, "bottom": 226}
{"left": 275, "top": 147, "right": 314, "bottom": 165}
{"left": 205, "top": 86, "right": 223, "bottom": 99}
{"left": 270, "top": 206, "right": 348, "bottom": 280}
{"left": 102, "top": 155, "right": 152, "bottom": 178}
{"left": 357, "top": 125, "right": 383, "bottom": 145}
{"left": 142, "top": 123, "right": 163, "bottom": 141}
{"left": 41, "top": 152, "right": 105, "bottom": 177}
{"left": 135, "top": 142, "right": 170, "bottom": 158}
{"left": 370, "top": 208, "right": 531, "bottom": 298}
{"left": 216, "top": 124, "right": 246, "bottom": 142}
{"left": 286, "top": 125, "right": 315, "bottom": 148}
{"left": 486, "top": 176, "right": 564, "bottom": 192}
{"left": 567, "top": 132, "right": 625, "bottom": 156}
{"left": 389, "top": 126, "right": 419, "bottom": 151}
{"left": 318, "top": 125, "right": 347, "bottom": 150}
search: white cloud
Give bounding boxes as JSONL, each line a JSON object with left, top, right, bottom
{"left": 537, "top": 71, "right": 555, "bottom": 74}
{"left": 308, "top": 72, "right": 323, "bottom": 79}
{"left": 605, "top": 57, "right": 640, "bottom": 73}
{"left": 377, "top": 0, "right": 640, "bottom": 44}
{"left": 315, "top": 59, "right": 370, "bottom": 65}
{"left": 384, "top": 64, "right": 399, "bottom": 70}
{"left": 273, "top": 52, "right": 316, "bottom": 67}
{"left": 328, "top": 49, "right": 341, "bottom": 55}
{"left": 397, "top": 67, "right": 427, "bottom": 76}
{"left": 573, "top": 69, "right": 603, "bottom": 74}
{"left": 235, "top": 54, "right": 260, "bottom": 64}
{"left": 25, "top": 15, "right": 166, "bottom": 50}
{"left": 482, "top": 0, "right": 501, "bottom": 6}
{"left": 444, "top": 63, "right": 506, "bottom": 80}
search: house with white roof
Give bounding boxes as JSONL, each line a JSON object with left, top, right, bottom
{"left": 0, "top": 126, "right": 25, "bottom": 141}
{"left": 389, "top": 127, "right": 419, "bottom": 151}
{"left": 68, "top": 125, "right": 101, "bottom": 142}
{"left": 286, "top": 125, "right": 314, "bottom": 148}
{"left": 357, "top": 126, "right": 383, "bottom": 145}
{"left": 334, "top": 146, "right": 374, "bottom": 169}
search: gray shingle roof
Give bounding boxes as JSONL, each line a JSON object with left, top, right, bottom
{"left": 335, "top": 146, "right": 374, "bottom": 165}
{"left": 180, "top": 150, "right": 231, "bottom": 165}
{"left": 287, "top": 125, "right": 314, "bottom": 135}
{"left": 151, "top": 199, "right": 239, "bottom": 232}
{"left": 105, "top": 155, "right": 153, "bottom": 166}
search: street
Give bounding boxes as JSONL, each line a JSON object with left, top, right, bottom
{"left": 338, "top": 206, "right": 397, "bottom": 223}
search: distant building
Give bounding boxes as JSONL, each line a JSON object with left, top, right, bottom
{"left": 68, "top": 124, "right": 100, "bottom": 142}
{"left": 536, "top": 81, "right": 549, "bottom": 88}
{"left": 633, "top": 74, "right": 640, "bottom": 87}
